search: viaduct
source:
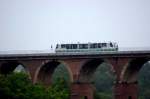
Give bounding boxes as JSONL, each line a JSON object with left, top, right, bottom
{"left": 0, "top": 51, "right": 150, "bottom": 99}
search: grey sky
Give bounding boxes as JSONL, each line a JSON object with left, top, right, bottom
{"left": 0, "top": 0, "right": 150, "bottom": 51}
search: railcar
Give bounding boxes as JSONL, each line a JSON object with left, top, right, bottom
{"left": 55, "top": 42, "right": 118, "bottom": 53}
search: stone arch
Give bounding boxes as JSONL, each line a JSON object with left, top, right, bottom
{"left": 0, "top": 61, "right": 30, "bottom": 77}
{"left": 59, "top": 60, "right": 73, "bottom": 82}
{"left": 78, "top": 58, "right": 115, "bottom": 83}
{"left": 121, "top": 58, "right": 149, "bottom": 83}
{"left": 138, "top": 60, "right": 150, "bottom": 98}
{"left": 35, "top": 60, "right": 73, "bottom": 85}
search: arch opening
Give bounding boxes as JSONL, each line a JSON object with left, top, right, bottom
{"left": 78, "top": 59, "right": 104, "bottom": 83}
{"left": 52, "top": 63, "right": 71, "bottom": 85}
{"left": 79, "top": 59, "right": 115, "bottom": 98}
{"left": 128, "top": 96, "right": 132, "bottom": 99}
{"left": 138, "top": 61, "right": 150, "bottom": 99}
{"left": 0, "top": 61, "right": 29, "bottom": 75}
{"left": 37, "top": 60, "right": 72, "bottom": 86}
{"left": 84, "top": 96, "right": 88, "bottom": 99}
{"left": 93, "top": 62, "right": 115, "bottom": 99}
{"left": 121, "top": 58, "right": 150, "bottom": 99}
{"left": 121, "top": 58, "right": 148, "bottom": 83}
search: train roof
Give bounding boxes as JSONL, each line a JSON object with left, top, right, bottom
{"left": 57, "top": 42, "right": 117, "bottom": 45}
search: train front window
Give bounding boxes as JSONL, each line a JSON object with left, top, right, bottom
{"left": 56, "top": 44, "right": 58, "bottom": 49}
{"left": 61, "top": 44, "right": 66, "bottom": 48}
{"left": 110, "top": 42, "right": 113, "bottom": 47}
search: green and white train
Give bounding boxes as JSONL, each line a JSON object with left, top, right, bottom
{"left": 55, "top": 42, "right": 118, "bottom": 53}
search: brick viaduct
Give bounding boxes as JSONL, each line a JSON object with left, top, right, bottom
{"left": 0, "top": 51, "right": 150, "bottom": 99}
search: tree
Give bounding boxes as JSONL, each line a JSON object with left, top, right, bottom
{"left": 0, "top": 72, "right": 70, "bottom": 99}
{"left": 47, "top": 78, "right": 70, "bottom": 99}
{"left": 0, "top": 72, "right": 33, "bottom": 99}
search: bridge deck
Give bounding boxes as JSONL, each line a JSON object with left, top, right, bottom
{"left": 0, "top": 51, "right": 150, "bottom": 60}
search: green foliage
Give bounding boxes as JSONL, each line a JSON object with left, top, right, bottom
{"left": 26, "top": 84, "right": 47, "bottom": 99}
{"left": 0, "top": 72, "right": 70, "bottom": 99}
{"left": 98, "top": 92, "right": 111, "bottom": 99}
{"left": 47, "top": 78, "right": 70, "bottom": 99}
{"left": 94, "top": 91, "right": 112, "bottom": 99}
{"left": 138, "top": 62, "right": 150, "bottom": 99}
{"left": 80, "top": 63, "right": 114, "bottom": 99}
{"left": 93, "top": 63, "right": 114, "bottom": 97}
{"left": 0, "top": 72, "right": 32, "bottom": 99}
{"left": 52, "top": 64, "right": 70, "bottom": 84}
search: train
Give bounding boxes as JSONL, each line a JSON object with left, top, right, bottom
{"left": 55, "top": 42, "right": 118, "bottom": 53}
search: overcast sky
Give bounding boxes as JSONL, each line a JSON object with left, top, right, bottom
{"left": 0, "top": 0, "right": 150, "bottom": 51}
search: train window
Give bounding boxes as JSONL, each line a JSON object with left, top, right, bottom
{"left": 72, "top": 44, "right": 77, "bottom": 49}
{"left": 64, "top": 44, "right": 77, "bottom": 49}
{"left": 56, "top": 44, "right": 58, "bottom": 48}
{"left": 94, "top": 43, "right": 97, "bottom": 48}
{"left": 79, "top": 44, "right": 83, "bottom": 49}
{"left": 79, "top": 44, "right": 88, "bottom": 49}
{"left": 90, "top": 43, "right": 97, "bottom": 48}
{"left": 66, "top": 44, "right": 70, "bottom": 49}
{"left": 110, "top": 42, "right": 113, "bottom": 47}
{"left": 90, "top": 44, "right": 94, "bottom": 48}
{"left": 102, "top": 43, "right": 107, "bottom": 47}
{"left": 61, "top": 44, "right": 66, "bottom": 48}
{"left": 70, "top": 44, "right": 73, "bottom": 49}
{"left": 65, "top": 44, "right": 77, "bottom": 49}
{"left": 98, "top": 43, "right": 101, "bottom": 48}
